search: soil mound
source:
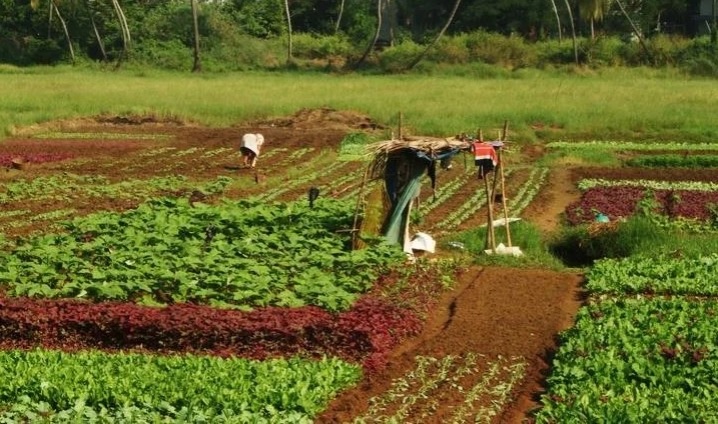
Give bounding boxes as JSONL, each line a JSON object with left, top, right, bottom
{"left": 250, "top": 107, "right": 384, "bottom": 132}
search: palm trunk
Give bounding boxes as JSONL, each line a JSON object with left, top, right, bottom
{"left": 50, "top": 0, "right": 75, "bottom": 63}
{"left": 335, "top": 0, "right": 345, "bottom": 33}
{"left": 549, "top": 0, "right": 563, "bottom": 42}
{"left": 284, "top": 0, "right": 293, "bottom": 63}
{"left": 111, "top": 0, "right": 131, "bottom": 65}
{"left": 191, "top": 0, "right": 202, "bottom": 72}
{"left": 615, "top": 0, "right": 651, "bottom": 59}
{"left": 562, "top": 0, "right": 579, "bottom": 64}
{"left": 88, "top": 1, "right": 108, "bottom": 61}
{"left": 353, "top": 0, "right": 383, "bottom": 69}
{"left": 406, "top": 0, "right": 462, "bottom": 70}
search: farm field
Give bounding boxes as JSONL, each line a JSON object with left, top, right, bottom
{"left": 2, "top": 106, "right": 718, "bottom": 422}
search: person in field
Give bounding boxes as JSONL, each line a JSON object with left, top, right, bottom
{"left": 240, "top": 133, "right": 265, "bottom": 168}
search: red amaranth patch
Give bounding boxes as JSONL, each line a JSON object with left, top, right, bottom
{"left": 0, "top": 153, "right": 75, "bottom": 167}
{"left": 0, "top": 295, "right": 421, "bottom": 373}
{"left": 566, "top": 186, "right": 718, "bottom": 225}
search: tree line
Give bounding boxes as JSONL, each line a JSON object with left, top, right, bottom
{"left": 0, "top": 0, "right": 714, "bottom": 70}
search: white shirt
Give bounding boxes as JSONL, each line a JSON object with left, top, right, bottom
{"left": 241, "top": 133, "right": 264, "bottom": 155}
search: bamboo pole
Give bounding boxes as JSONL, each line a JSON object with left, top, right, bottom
{"left": 500, "top": 120, "right": 512, "bottom": 246}
{"left": 498, "top": 149, "right": 512, "bottom": 247}
{"left": 484, "top": 173, "right": 496, "bottom": 252}
{"left": 398, "top": 112, "right": 403, "bottom": 140}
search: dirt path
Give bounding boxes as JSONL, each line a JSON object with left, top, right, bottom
{"left": 317, "top": 267, "right": 585, "bottom": 423}
{"left": 521, "top": 167, "right": 580, "bottom": 234}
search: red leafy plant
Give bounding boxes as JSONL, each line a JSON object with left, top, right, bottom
{"left": 0, "top": 295, "right": 421, "bottom": 373}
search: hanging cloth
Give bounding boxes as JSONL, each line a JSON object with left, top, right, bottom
{"left": 472, "top": 141, "right": 498, "bottom": 179}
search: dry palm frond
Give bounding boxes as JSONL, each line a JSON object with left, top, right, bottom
{"left": 365, "top": 136, "right": 471, "bottom": 156}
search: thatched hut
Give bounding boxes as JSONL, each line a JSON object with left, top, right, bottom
{"left": 356, "top": 136, "right": 471, "bottom": 252}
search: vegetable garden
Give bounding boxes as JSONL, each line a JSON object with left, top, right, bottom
{"left": 2, "top": 108, "right": 718, "bottom": 422}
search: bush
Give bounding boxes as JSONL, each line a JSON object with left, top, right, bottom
{"left": 376, "top": 40, "right": 423, "bottom": 73}
{"left": 133, "top": 39, "right": 191, "bottom": 70}
{"left": 292, "top": 33, "right": 353, "bottom": 59}
{"left": 463, "top": 31, "right": 536, "bottom": 68}
{"left": 550, "top": 215, "right": 672, "bottom": 265}
{"left": 25, "top": 38, "right": 65, "bottom": 65}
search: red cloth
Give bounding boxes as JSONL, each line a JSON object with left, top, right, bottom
{"left": 472, "top": 142, "right": 498, "bottom": 166}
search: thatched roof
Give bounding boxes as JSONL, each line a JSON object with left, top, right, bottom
{"left": 365, "top": 136, "right": 472, "bottom": 157}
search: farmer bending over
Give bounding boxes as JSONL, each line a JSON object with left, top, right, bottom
{"left": 240, "top": 133, "right": 265, "bottom": 168}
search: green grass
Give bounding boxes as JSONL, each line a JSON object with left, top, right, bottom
{"left": 537, "top": 147, "right": 622, "bottom": 167}
{"left": 2, "top": 66, "right": 717, "bottom": 143}
{"left": 447, "top": 221, "right": 566, "bottom": 269}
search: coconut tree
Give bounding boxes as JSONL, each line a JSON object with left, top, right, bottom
{"left": 191, "top": 0, "right": 201, "bottom": 72}
{"left": 31, "top": 0, "right": 75, "bottom": 63}
{"left": 284, "top": 0, "right": 293, "bottom": 63}
{"left": 562, "top": 0, "right": 579, "bottom": 64}
{"left": 614, "top": 0, "right": 650, "bottom": 57}
{"left": 110, "top": 0, "right": 131, "bottom": 64}
{"left": 335, "top": 0, "right": 345, "bottom": 33}
{"left": 87, "top": 0, "right": 107, "bottom": 61}
{"left": 352, "top": 0, "right": 384, "bottom": 68}
{"left": 549, "top": 0, "right": 563, "bottom": 42}
{"left": 578, "top": 0, "right": 612, "bottom": 39}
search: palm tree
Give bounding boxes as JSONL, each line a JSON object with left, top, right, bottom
{"left": 614, "top": 0, "right": 650, "bottom": 58}
{"left": 191, "top": 0, "right": 201, "bottom": 72}
{"left": 406, "top": 0, "right": 462, "bottom": 70}
{"left": 578, "top": 0, "right": 612, "bottom": 39}
{"left": 562, "top": 0, "right": 579, "bottom": 64}
{"left": 110, "top": 0, "right": 131, "bottom": 65}
{"left": 549, "top": 0, "right": 563, "bottom": 42}
{"left": 284, "top": 0, "right": 293, "bottom": 63}
{"left": 353, "top": 0, "right": 384, "bottom": 69}
{"left": 335, "top": 0, "right": 345, "bottom": 33}
{"left": 31, "top": 0, "right": 75, "bottom": 63}
{"left": 87, "top": 0, "right": 107, "bottom": 62}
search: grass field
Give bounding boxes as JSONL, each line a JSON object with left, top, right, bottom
{"left": 1, "top": 65, "right": 716, "bottom": 143}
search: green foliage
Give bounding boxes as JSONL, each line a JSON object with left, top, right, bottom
{"left": 626, "top": 154, "right": 718, "bottom": 168}
{"left": 377, "top": 40, "right": 423, "bottom": 73}
{"left": 293, "top": 33, "right": 353, "bottom": 59}
{"left": 133, "top": 39, "right": 192, "bottom": 70}
{"left": 549, "top": 215, "right": 673, "bottom": 265}
{"left": 536, "top": 297, "right": 718, "bottom": 423}
{"left": 0, "top": 197, "right": 404, "bottom": 311}
{"left": 338, "top": 132, "right": 374, "bottom": 160}
{"left": 587, "top": 253, "right": 718, "bottom": 295}
{"left": 462, "top": 31, "right": 536, "bottom": 67}
{"left": 0, "top": 349, "right": 360, "bottom": 422}
{"left": 584, "top": 36, "right": 631, "bottom": 66}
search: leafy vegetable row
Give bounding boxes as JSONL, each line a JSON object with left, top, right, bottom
{"left": 0, "top": 349, "right": 359, "bottom": 423}
{"left": 0, "top": 197, "right": 404, "bottom": 311}
{"left": 587, "top": 253, "right": 718, "bottom": 296}
{"left": 536, "top": 297, "right": 718, "bottom": 423}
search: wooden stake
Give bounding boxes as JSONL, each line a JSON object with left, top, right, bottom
{"left": 351, "top": 163, "right": 371, "bottom": 249}
{"left": 498, "top": 149, "right": 512, "bottom": 247}
{"left": 398, "top": 112, "right": 403, "bottom": 140}
{"left": 484, "top": 173, "right": 496, "bottom": 252}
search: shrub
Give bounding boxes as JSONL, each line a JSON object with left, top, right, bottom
{"left": 377, "top": 40, "right": 423, "bottom": 73}
{"left": 463, "top": 31, "right": 536, "bottom": 68}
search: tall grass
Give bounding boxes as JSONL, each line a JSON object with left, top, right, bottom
{"left": 1, "top": 65, "right": 716, "bottom": 143}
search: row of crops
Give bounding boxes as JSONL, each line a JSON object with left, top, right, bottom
{"left": 535, "top": 142, "right": 718, "bottom": 422}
